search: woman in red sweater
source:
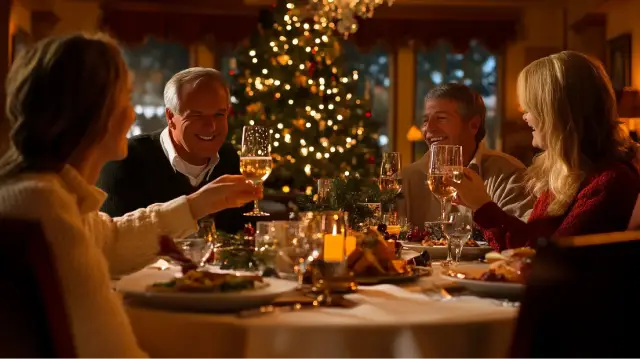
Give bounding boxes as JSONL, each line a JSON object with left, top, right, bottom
{"left": 452, "top": 51, "right": 640, "bottom": 251}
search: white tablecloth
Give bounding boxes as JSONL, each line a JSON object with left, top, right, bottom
{"left": 123, "top": 264, "right": 517, "bottom": 358}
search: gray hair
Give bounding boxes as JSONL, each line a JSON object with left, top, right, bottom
{"left": 163, "top": 67, "right": 229, "bottom": 115}
{"left": 425, "top": 83, "right": 486, "bottom": 143}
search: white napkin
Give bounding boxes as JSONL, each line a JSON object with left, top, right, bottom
{"left": 146, "top": 258, "right": 176, "bottom": 270}
{"left": 357, "top": 283, "right": 514, "bottom": 309}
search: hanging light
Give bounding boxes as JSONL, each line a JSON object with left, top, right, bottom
{"left": 307, "top": 0, "right": 395, "bottom": 37}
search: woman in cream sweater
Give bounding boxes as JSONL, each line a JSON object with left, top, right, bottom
{"left": 0, "top": 34, "right": 261, "bottom": 357}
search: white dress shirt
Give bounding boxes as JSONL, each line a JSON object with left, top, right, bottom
{"left": 160, "top": 127, "right": 219, "bottom": 186}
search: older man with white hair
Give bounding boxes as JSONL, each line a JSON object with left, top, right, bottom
{"left": 98, "top": 67, "right": 252, "bottom": 234}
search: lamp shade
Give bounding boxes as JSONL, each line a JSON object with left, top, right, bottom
{"left": 406, "top": 125, "right": 423, "bottom": 142}
{"left": 617, "top": 88, "right": 640, "bottom": 118}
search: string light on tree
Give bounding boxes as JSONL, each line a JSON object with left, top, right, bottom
{"left": 227, "top": 0, "right": 382, "bottom": 190}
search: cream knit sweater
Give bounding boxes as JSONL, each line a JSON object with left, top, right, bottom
{"left": 0, "top": 165, "right": 198, "bottom": 357}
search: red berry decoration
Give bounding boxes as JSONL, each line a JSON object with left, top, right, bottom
{"left": 243, "top": 223, "right": 256, "bottom": 237}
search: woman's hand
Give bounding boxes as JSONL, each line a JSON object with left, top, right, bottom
{"left": 187, "top": 175, "right": 263, "bottom": 220}
{"left": 449, "top": 168, "right": 492, "bottom": 211}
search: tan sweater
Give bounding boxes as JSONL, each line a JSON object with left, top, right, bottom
{"left": 0, "top": 165, "right": 198, "bottom": 357}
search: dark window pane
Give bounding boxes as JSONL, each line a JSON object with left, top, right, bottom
{"left": 120, "top": 37, "right": 190, "bottom": 137}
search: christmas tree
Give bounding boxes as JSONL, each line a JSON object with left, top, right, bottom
{"left": 226, "top": 0, "right": 382, "bottom": 192}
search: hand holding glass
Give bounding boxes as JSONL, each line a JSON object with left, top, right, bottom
{"left": 427, "top": 145, "right": 463, "bottom": 221}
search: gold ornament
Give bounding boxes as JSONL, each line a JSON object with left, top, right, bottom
{"left": 277, "top": 54, "right": 290, "bottom": 65}
{"left": 293, "top": 118, "right": 306, "bottom": 130}
{"left": 246, "top": 102, "right": 263, "bottom": 114}
{"left": 295, "top": 74, "right": 308, "bottom": 86}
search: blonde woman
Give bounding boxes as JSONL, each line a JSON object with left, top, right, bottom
{"left": 451, "top": 51, "right": 640, "bottom": 251}
{"left": 0, "top": 34, "right": 261, "bottom": 357}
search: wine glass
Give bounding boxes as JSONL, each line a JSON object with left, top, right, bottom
{"left": 240, "top": 126, "right": 272, "bottom": 216}
{"left": 254, "top": 221, "right": 278, "bottom": 273}
{"left": 173, "top": 233, "right": 214, "bottom": 268}
{"left": 427, "top": 145, "right": 463, "bottom": 222}
{"left": 443, "top": 206, "right": 473, "bottom": 265}
{"left": 380, "top": 152, "right": 402, "bottom": 194}
{"left": 276, "top": 221, "right": 321, "bottom": 289}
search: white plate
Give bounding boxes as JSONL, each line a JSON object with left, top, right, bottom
{"left": 401, "top": 242, "right": 492, "bottom": 260}
{"left": 440, "top": 263, "right": 524, "bottom": 297}
{"left": 116, "top": 269, "right": 297, "bottom": 312}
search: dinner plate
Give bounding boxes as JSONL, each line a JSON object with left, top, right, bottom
{"left": 116, "top": 269, "right": 297, "bottom": 312}
{"left": 401, "top": 242, "right": 492, "bottom": 260}
{"left": 355, "top": 266, "right": 432, "bottom": 285}
{"left": 440, "top": 263, "right": 524, "bottom": 297}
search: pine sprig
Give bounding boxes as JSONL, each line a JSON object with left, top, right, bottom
{"left": 213, "top": 230, "right": 258, "bottom": 271}
{"left": 295, "top": 176, "right": 400, "bottom": 229}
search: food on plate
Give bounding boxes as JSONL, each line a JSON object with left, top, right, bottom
{"left": 148, "top": 270, "right": 263, "bottom": 293}
{"left": 477, "top": 247, "right": 535, "bottom": 284}
{"left": 347, "top": 228, "right": 408, "bottom": 276}
{"left": 405, "top": 226, "right": 481, "bottom": 247}
{"left": 421, "top": 238, "right": 480, "bottom": 247}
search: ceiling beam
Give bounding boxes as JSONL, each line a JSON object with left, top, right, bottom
{"left": 103, "top": 0, "right": 521, "bottom": 21}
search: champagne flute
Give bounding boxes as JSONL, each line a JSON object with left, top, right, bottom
{"left": 379, "top": 152, "right": 402, "bottom": 194}
{"left": 427, "top": 145, "right": 463, "bottom": 222}
{"left": 240, "top": 126, "right": 272, "bottom": 216}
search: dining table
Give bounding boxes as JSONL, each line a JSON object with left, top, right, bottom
{"left": 118, "top": 261, "right": 518, "bottom": 358}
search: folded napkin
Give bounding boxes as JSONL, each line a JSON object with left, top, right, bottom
{"left": 349, "top": 284, "right": 517, "bottom": 312}
{"left": 146, "top": 258, "right": 177, "bottom": 270}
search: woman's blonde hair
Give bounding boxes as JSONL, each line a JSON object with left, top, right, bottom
{"left": 0, "top": 32, "right": 128, "bottom": 177}
{"left": 518, "top": 50, "right": 633, "bottom": 216}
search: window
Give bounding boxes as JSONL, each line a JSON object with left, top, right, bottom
{"left": 120, "top": 37, "right": 190, "bottom": 137}
{"left": 413, "top": 40, "right": 498, "bottom": 159}
{"left": 342, "top": 42, "right": 392, "bottom": 151}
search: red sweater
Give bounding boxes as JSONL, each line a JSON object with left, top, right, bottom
{"left": 474, "top": 161, "right": 640, "bottom": 251}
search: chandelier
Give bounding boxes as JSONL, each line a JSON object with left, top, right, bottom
{"left": 307, "top": 0, "right": 395, "bottom": 37}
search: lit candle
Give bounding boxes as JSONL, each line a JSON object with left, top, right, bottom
{"left": 323, "top": 224, "right": 344, "bottom": 262}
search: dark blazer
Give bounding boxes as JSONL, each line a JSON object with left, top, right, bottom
{"left": 97, "top": 129, "right": 251, "bottom": 234}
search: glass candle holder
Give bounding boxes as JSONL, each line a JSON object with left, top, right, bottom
{"left": 309, "top": 211, "right": 357, "bottom": 298}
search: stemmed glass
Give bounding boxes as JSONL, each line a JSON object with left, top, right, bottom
{"left": 172, "top": 234, "right": 215, "bottom": 269}
{"left": 240, "top": 126, "right": 272, "bottom": 216}
{"left": 254, "top": 221, "right": 278, "bottom": 273}
{"left": 443, "top": 206, "right": 473, "bottom": 265}
{"left": 277, "top": 221, "right": 321, "bottom": 289}
{"left": 427, "top": 145, "right": 463, "bottom": 222}
{"left": 379, "top": 152, "right": 402, "bottom": 194}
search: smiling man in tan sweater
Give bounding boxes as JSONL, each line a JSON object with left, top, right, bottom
{"left": 398, "top": 84, "right": 534, "bottom": 226}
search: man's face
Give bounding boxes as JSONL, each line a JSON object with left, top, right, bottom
{"left": 166, "top": 80, "right": 229, "bottom": 162}
{"left": 421, "top": 98, "right": 478, "bottom": 148}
